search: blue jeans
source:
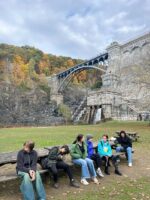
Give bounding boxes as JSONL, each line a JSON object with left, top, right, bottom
{"left": 18, "top": 171, "right": 46, "bottom": 200}
{"left": 72, "top": 158, "right": 97, "bottom": 179}
{"left": 116, "top": 146, "right": 132, "bottom": 164}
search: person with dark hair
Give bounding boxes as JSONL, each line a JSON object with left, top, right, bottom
{"left": 116, "top": 130, "right": 133, "bottom": 167}
{"left": 41, "top": 145, "right": 79, "bottom": 189}
{"left": 70, "top": 134, "right": 99, "bottom": 185}
{"left": 98, "top": 135, "right": 122, "bottom": 176}
{"left": 86, "top": 134, "right": 104, "bottom": 177}
{"left": 16, "top": 141, "right": 46, "bottom": 200}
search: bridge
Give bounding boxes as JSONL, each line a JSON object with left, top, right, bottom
{"left": 47, "top": 52, "right": 108, "bottom": 94}
{"left": 47, "top": 32, "right": 150, "bottom": 121}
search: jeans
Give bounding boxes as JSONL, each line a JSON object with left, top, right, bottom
{"left": 72, "top": 158, "right": 97, "bottom": 179}
{"left": 116, "top": 146, "right": 132, "bottom": 164}
{"left": 90, "top": 153, "right": 102, "bottom": 168}
{"left": 18, "top": 171, "right": 46, "bottom": 200}
{"left": 48, "top": 161, "right": 74, "bottom": 183}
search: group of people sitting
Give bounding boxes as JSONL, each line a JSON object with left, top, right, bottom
{"left": 16, "top": 130, "right": 133, "bottom": 200}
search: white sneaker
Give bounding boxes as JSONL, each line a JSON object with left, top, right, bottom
{"left": 128, "top": 163, "right": 132, "bottom": 167}
{"left": 92, "top": 177, "right": 99, "bottom": 184}
{"left": 81, "top": 178, "right": 89, "bottom": 185}
{"left": 97, "top": 168, "right": 104, "bottom": 178}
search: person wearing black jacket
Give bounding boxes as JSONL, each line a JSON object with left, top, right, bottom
{"left": 16, "top": 141, "right": 46, "bottom": 200}
{"left": 116, "top": 131, "right": 133, "bottom": 167}
{"left": 41, "top": 145, "right": 79, "bottom": 189}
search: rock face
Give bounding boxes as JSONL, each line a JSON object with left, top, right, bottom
{"left": 0, "top": 82, "right": 64, "bottom": 126}
{"left": 63, "top": 86, "right": 86, "bottom": 113}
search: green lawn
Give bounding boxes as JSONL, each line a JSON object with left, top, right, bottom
{"left": 0, "top": 121, "right": 149, "bottom": 152}
{"left": 0, "top": 121, "right": 150, "bottom": 200}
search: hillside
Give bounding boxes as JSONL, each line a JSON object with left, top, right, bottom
{"left": 0, "top": 44, "right": 85, "bottom": 126}
{"left": 0, "top": 43, "right": 105, "bottom": 126}
{"left": 0, "top": 44, "right": 84, "bottom": 87}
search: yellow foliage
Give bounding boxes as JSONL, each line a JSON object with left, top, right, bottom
{"left": 39, "top": 54, "right": 50, "bottom": 74}
{"left": 12, "top": 55, "right": 29, "bottom": 85}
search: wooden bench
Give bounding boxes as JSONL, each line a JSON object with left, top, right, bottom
{"left": 0, "top": 143, "right": 126, "bottom": 183}
{"left": 0, "top": 146, "right": 76, "bottom": 183}
{"left": 0, "top": 148, "right": 51, "bottom": 183}
{"left": 115, "top": 131, "right": 140, "bottom": 142}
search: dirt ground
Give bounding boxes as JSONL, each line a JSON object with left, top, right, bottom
{"left": 0, "top": 147, "right": 150, "bottom": 200}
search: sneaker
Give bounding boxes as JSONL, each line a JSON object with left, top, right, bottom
{"left": 97, "top": 168, "right": 104, "bottom": 178}
{"left": 92, "top": 177, "right": 99, "bottom": 184}
{"left": 128, "top": 163, "right": 132, "bottom": 167}
{"left": 70, "top": 179, "right": 80, "bottom": 188}
{"left": 115, "top": 169, "right": 122, "bottom": 176}
{"left": 53, "top": 183, "right": 59, "bottom": 189}
{"left": 81, "top": 178, "right": 89, "bottom": 185}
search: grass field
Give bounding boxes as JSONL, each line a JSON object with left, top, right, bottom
{"left": 0, "top": 121, "right": 149, "bottom": 152}
{"left": 0, "top": 121, "right": 150, "bottom": 152}
{"left": 0, "top": 121, "right": 150, "bottom": 200}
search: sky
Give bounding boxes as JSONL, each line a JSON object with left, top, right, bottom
{"left": 0, "top": 0, "right": 149, "bottom": 59}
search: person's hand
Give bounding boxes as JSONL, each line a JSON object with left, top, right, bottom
{"left": 29, "top": 170, "right": 36, "bottom": 181}
{"left": 31, "top": 173, "right": 35, "bottom": 181}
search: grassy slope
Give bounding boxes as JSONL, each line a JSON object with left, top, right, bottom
{"left": 0, "top": 121, "right": 149, "bottom": 152}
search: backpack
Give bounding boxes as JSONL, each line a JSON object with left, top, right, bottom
{"left": 41, "top": 146, "right": 61, "bottom": 169}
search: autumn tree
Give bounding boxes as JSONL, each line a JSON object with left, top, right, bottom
{"left": 12, "top": 55, "right": 29, "bottom": 86}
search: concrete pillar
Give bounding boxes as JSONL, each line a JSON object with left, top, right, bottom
{"left": 102, "top": 104, "right": 112, "bottom": 119}
{"left": 101, "top": 73, "right": 119, "bottom": 88}
{"left": 106, "top": 41, "right": 121, "bottom": 74}
{"left": 51, "top": 94, "right": 63, "bottom": 105}
{"left": 46, "top": 75, "right": 63, "bottom": 105}
{"left": 47, "top": 75, "right": 60, "bottom": 94}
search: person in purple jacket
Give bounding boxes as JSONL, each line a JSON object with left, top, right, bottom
{"left": 86, "top": 134, "right": 104, "bottom": 177}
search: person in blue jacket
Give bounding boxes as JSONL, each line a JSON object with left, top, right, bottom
{"left": 86, "top": 134, "right": 104, "bottom": 177}
{"left": 98, "top": 134, "right": 122, "bottom": 176}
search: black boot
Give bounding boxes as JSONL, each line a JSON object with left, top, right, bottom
{"left": 112, "top": 155, "right": 122, "bottom": 176}
{"left": 70, "top": 179, "right": 80, "bottom": 188}
{"left": 105, "top": 166, "right": 110, "bottom": 175}
{"left": 115, "top": 169, "right": 122, "bottom": 176}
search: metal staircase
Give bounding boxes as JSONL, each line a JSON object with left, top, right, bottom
{"left": 71, "top": 97, "right": 87, "bottom": 123}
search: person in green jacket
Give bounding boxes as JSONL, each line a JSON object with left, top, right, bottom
{"left": 70, "top": 134, "right": 99, "bottom": 185}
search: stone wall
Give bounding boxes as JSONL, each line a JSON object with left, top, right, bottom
{"left": 87, "top": 32, "right": 150, "bottom": 120}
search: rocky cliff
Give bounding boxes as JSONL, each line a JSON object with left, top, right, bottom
{"left": 0, "top": 82, "right": 64, "bottom": 127}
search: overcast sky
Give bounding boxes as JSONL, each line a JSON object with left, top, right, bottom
{"left": 0, "top": 0, "right": 149, "bottom": 59}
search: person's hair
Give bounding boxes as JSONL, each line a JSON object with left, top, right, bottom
{"left": 102, "top": 134, "right": 109, "bottom": 140}
{"left": 24, "top": 141, "right": 35, "bottom": 151}
{"left": 119, "top": 130, "right": 126, "bottom": 137}
{"left": 61, "top": 145, "right": 70, "bottom": 154}
{"left": 73, "top": 134, "right": 84, "bottom": 144}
